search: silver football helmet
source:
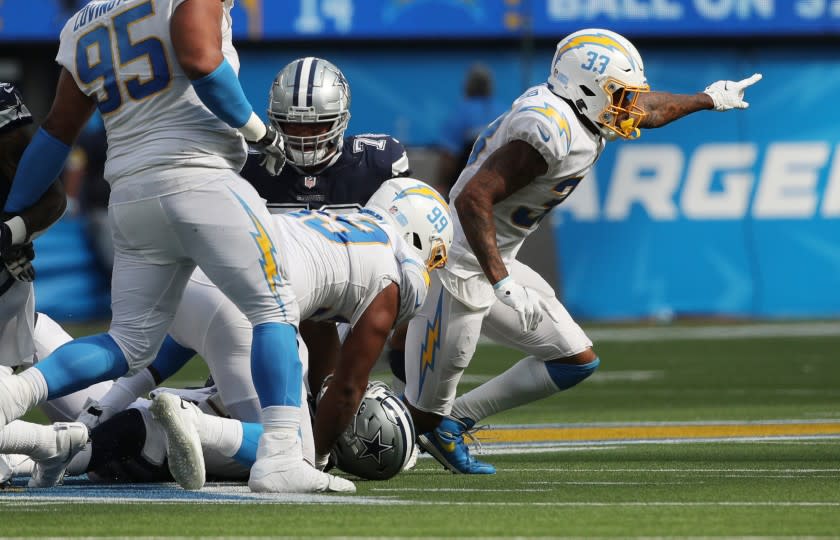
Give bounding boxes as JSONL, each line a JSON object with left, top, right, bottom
{"left": 333, "top": 381, "right": 416, "bottom": 480}
{"left": 365, "top": 177, "right": 453, "bottom": 272}
{"left": 547, "top": 28, "right": 649, "bottom": 140}
{"left": 268, "top": 57, "right": 351, "bottom": 168}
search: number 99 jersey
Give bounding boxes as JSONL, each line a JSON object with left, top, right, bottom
{"left": 445, "top": 84, "right": 605, "bottom": 281}
{"left": 273, "top": 210, "right": 428, "bottom": 327}
{"left": 55, "top": 0, "right": 246, "bottom": 185}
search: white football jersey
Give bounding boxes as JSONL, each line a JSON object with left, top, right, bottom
{"left": 273, "top": 210, "right": 428, "bottom": 326}
{"left": 55, "top": 0, "right": 246, "bottom": 186}
{"left": 446, "top": 84, "right": 605, "bottom": 281}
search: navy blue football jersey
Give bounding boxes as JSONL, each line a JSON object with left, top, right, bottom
{"left": 242, "top": 133, "right": 410, "bottom": 214}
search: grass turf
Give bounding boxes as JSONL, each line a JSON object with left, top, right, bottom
{"left": 5, "top": 322, "right": 840, "bottom": 537}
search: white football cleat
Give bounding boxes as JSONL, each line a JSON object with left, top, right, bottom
{"left": 28, "top": 422, "right": 89, "bottom": 488}
{"left": 150, "top": 392, "right": 206, "bottom": 491}
{"left": 248, "top": 432, "right": 355, "bottom": 494}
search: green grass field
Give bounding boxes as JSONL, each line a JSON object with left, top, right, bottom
{"left": 3, "top": 322, "right": 839, "bottom": 538}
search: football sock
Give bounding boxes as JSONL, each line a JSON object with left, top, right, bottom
{"left": 251, "top": 322, "right": 302, "bottom": 408}
{"left": 451, "top": 355, "right": 592, "bottom": 423}
{"left": 35, "top": 333, "right": 128, "bottom": 400}
{"left": 232, "top": 422, "right": 262, "bottom": 466}
{"left": 97, "top": 369, "right": 156, "bottom": 416}
{"left": 147, "top": 335, "right": 195, "bottom": 383}
{"left": 261, "top": 405, "right": 300, "bottom": 435}
{"left": 192, "top": 411, "right": 245, "bottom": 460}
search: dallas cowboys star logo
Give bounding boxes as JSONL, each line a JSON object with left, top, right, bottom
{"left": 356, "top": 428, "right": 393, "bottom": 464}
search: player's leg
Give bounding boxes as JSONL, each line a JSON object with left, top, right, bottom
{"left": 163, "top": 175, "right": 351, "bottom": 493}
{"left": 32, "top": 313, "right": 114, "bottom": 423}
{"left": 0, "top": 420, "right": 88, "bottom": 487}
{"left": 403, "top": 273, "right": 494, "bottom": 474}
{"left": 194, "top": 290, "right": 260, "bottom": 423}
{"left": 75, "top": 334, "right": 196, "bottom": 430}
{"left": 0, "top": 197, "right": 194, "bottom": 429}
{"left": 451, "top": 261, "right": 598, "bottom": 425}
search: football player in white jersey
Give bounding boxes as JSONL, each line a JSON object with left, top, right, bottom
{"left": 0, "top": 179, "right": 450, "bottom": 490}
{"left": 0, "top": 0, "right": 351, "bottom": 494}
{"left": 403, "top": 28, "right": 762, "bottom": 474}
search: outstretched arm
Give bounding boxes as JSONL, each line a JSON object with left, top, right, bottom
{"left": 638, "top": 73, "right": 762, "bottom": 129}
{"left": 637, "top": 92, "right": 713, "bottom": 129}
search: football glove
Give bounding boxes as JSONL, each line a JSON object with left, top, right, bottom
{"left": 249, "top": 123, "right": 286, "bottom": 176}
{"left": 3, "top": 243, "right": 35, "bottom": 282}
{"left": 493, "top": 277, "right": 554, "bottom": 333}
{"left": 703, "top": 73, "right": 762, "bottom": 111}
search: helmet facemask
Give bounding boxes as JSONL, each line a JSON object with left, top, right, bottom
{"left": 597, "top": 78, "right": 649, "bottom": 140}
{"left": 409, "top": 231, "right": 448, "bottom": 272}
{"left": 269, "top": 110, "right": 350, "bottom": 168}
{"left": 267, "top": 57, "right": 351, "bottom": 169}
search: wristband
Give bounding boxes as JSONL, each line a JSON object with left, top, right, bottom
{"left": 492, "top": 276, "right": 512, "bottom": 290}
{"left": 4, "top": 128, "right": 70, "bottom": 213}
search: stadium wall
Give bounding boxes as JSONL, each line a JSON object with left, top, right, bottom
{"left": 17, "top": 39, "right": 839, "bottom": 321}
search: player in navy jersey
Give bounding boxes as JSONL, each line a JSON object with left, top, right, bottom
{"left": 241, "top": 57, "right": 410, "bottom": 215}
{"left": 243, "top": 57, "right": 412, "bottom": 393}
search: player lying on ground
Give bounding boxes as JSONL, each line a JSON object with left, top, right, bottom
{"left": 403, "top": 27, "right": 762, "bottom": 474}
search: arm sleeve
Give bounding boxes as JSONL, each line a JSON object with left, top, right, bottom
{"left": 190, "top": 59, "right": 254, "bottom": 130}
{"left": 4, "top": 129, "right": 71, "bottom": 214}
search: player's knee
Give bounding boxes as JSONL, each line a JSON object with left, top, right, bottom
{"left": 544, "top": 356, "right": 600, "bottom": 391}
{"left": 106, "top": 330, "right": 154, "bottom": 376}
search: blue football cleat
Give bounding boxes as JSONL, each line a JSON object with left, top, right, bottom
{"left": 418, "top": 417, "right": 496, "bottom": 474}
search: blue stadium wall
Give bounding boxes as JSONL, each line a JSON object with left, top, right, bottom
{"left": 35, "top": 42, "right": 840, "bottom": 321}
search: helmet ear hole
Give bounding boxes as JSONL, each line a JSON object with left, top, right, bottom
{"left": 579, "top": 85, "right": 596, "bottom": 97}
{"left": 412, "top": 233, "right": 423, "bottom": 250}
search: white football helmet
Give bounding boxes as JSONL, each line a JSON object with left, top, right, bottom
{"left": 365, "top": 178, "right": 453, "bottom": 272}
{"left": 547, "top": 28, "right": 649, "bottom": 140}
{"left": 332, "top": 381, "right": 416, "bottom": 480}
{"left": 268, "top": 57, "right": 351, "bottom": 168}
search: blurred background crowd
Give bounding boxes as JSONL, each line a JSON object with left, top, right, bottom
{"left": 2, "top": 0, "right": 838, "bottom": 323}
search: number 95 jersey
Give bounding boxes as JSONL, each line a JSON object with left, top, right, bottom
{"left": 446, "top": 84, "right": 605, "bottom": 281}
{"left": 55, "top": 0, "right": 246, "bottom": 185}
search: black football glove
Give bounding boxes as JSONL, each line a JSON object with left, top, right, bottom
{"left": 3, "top": 242, "right": 35, "bottom": 282}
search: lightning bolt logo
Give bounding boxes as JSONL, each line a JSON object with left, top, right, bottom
{"left": 417, "top": 287, "right": 444, "bottom": 398}
{"left": 395, "top": 186, "right": 450, "bottom": 212}
{"left": 556, "top": 32, "right": 635, "bottom": 69}
{"left": 232, "top": 192, "right": 284, "bottom": 307}
{"left": 518, "top": 103, "right": 571, "bottom": 152}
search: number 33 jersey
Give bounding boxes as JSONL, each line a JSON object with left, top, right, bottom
{"left": 446, "top": 84, "right": 605, "bottom": 281}
{"left": 55, "top": 0, "right": 246, "bottom": 185}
